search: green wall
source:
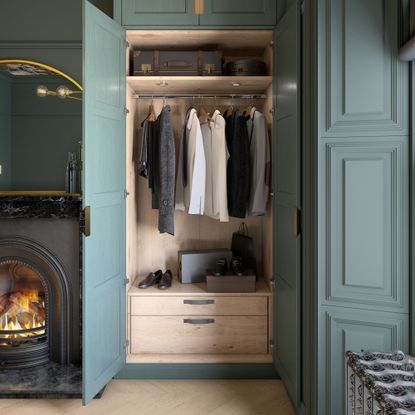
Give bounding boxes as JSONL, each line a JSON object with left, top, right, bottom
{"left": 0, "top": 0, "right": 83, "bottom": 191}
{"left": 10, "top": 77, "right": 81, "bottom": 190}
{"left": 0, "top": 73, "right": 12, "bottom": 189}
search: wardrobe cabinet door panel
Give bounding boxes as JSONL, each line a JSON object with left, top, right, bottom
{"left": 321, "top": 139, "right": 408, "bottom": 312}
{"left": 319, "top": 306, "right": 408, "bottom": 415}
{"left": 83, "top": 0, "right": 126, "bottom": 405}
{"left": 320, "top": 0, "right": 408, "bottom": 137}
{"left": 273, "top": 3, "right": 301, "bottom": 408}
{"left": 120, "top": 0, "right": 199, "bottom": 26}
{"left": 200, "top": 0, "right": 277, "bottom": 26}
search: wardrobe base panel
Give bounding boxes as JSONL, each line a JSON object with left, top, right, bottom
{"left": 126, "top": 353, "right": 273, "bottom": 364}
{"left": 116, "top": 363, "right": 278, "bottom": 379}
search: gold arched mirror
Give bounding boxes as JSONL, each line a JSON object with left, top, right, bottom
{"left": 0, "top": 60, "right": 83, "bottom": 196}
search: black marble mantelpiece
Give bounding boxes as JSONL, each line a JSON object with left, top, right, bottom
{"left": 0, "top": 196, "right": 82, "bottom": 219}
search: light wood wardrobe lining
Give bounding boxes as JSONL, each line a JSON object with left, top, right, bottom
{"left": 127, "top": 97, "right": 273, "bottom": 281}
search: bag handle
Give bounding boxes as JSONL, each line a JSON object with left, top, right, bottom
{"left": 238, "top": 222, "right": 249, "bottom": 236}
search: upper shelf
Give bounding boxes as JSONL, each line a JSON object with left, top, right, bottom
{"left": 127, "top": 76, "right": 273, "bottom": 95}
{"left": 126, "top": 30, "right": 273, "bottom": 51}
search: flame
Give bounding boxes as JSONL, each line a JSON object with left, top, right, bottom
{"left": 0, "top": 290, "right": 46, "bottom": 343}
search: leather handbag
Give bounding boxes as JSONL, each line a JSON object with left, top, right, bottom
{"left": 231, "top": 223, "right": 257, "bottom": 277}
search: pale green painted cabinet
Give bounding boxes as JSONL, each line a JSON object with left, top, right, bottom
{"left": 199, "top": 0, "right": 277, "bottom": 26}
{"left": 115, "top": 0, "right": 276, "bottom": 27}
{"left": 119, "top": 0, "right": 199, "bottom": 26}
{"left": 317, "top": 0, "right": 409, "bottom": 413}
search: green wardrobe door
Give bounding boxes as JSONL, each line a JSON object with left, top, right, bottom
{"left": 119, "top": 0, "right": 199, "bottom": 26}
{"left": 82, "top": 0, "right": 126, "bottom": 405}
{"left": 199, "top": 0, "right": 276, "bottom": 26}
{"left": 273, "top": 2, "right": 301, "bottom": 408}
{"left": 316, "top": 0, "right": 409, "bottom": 413}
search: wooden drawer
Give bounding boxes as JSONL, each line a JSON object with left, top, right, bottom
{"left": 130, "top": 315, "right": 268, "bottom": 354}
{"left": 130, "top": 296, "right": 267, "bottom": 316}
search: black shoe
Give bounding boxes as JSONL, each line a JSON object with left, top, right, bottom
{"left": 159, "top": 270, "right": 173, "bottom": 290}
{"left": 230, "top": 257, "right": 244, "bottom": 276}
{"left": 138, "top": 270, "right": 162, "bottom": 288}
{"left": 214, "top": 258, "right": 228, "bottom": 276}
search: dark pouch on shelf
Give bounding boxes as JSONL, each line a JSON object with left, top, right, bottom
{"left": 231, "top": 223, "right": 257, "bottom": 278}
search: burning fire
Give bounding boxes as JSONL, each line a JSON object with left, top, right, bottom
{"left": 0, "top": 290, "right": 46, "bottom": 343}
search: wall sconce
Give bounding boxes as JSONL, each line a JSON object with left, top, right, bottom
{"left": 36, "top": 85, "right": 82, "bottom": 101}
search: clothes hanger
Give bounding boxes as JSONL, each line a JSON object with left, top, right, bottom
{"left": 223, "top": 95, "right": 234, "bottom": 118}
{"left": 197, "top": 96, "right": 213, "bottom": 122}
{"left": 140, "top": 97, "right": 157, "bottom": 127}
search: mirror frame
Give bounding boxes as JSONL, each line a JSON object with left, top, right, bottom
{"left": 0, "top": 59, "right": 83, "bottom": 91}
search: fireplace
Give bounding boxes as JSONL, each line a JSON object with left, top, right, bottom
{"left": 0, "top": 196, "right": 82, "bottom": 373}
{"left": 0, "top": 259, "right": 48, "bottom": 368}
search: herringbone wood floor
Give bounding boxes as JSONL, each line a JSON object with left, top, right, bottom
{"left": 0, "top": 379, "right": 295, "bottom": 415}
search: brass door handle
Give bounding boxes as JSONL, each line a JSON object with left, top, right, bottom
{"left": 194, "top": 0, "right": 204, "bottom": 15}
{"left": 293, "top": 207, "right": 301, "bottom": 237}
{"left": 84, "top": 205, "right": 91, "bottom": 237}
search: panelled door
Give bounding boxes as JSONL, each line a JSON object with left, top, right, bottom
{"left": 273, "top": 2, "right": 301, "bottom": 408}
{"left": 82, "top": 0, "right": 126, "bottom": 404}
{"left": 316, "top": 0, "right": 409, "bottom": 413}
{"left": 199, "top": 0, "right": 277, "bottom": 26}
{"left": 120, "top": 0, "right": 199, "bottom": 26}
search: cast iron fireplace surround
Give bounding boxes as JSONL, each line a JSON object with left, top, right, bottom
{"left": 0, "top": 196, "right": 81, "bottom": 369}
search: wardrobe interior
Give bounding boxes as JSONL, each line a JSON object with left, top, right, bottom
{"left": 125, "top": 30, "right": 274, "bottom": 361}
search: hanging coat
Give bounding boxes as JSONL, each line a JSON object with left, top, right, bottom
{"left": 175, "top": 108, "right": 206, "bottom": 215}
{"left": 200, "top": 110, "right": 229, "bottom": 222}
{"left": 246, "top": 107, "right": 271, "bottom": 216}
{"left": 158, "top": 105, "right": 175, "bottom": 235}
{"left": 225, "top": 109, "right": 250, "bottom": 218}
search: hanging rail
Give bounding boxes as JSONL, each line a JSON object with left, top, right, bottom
{"left": 133, "top": 94, "right": 267, "bottom": 100}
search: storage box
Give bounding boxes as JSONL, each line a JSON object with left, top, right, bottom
{"left": 206, "top": 273, "right": 256, "bottom": 293}
{"left": 178, "top": 249, "right": 232, "bottom": 284}
{"left": 133, "top": 50, "right": 223, "bottom": 76}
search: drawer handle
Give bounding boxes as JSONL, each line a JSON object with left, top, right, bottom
{"left": 183, "top": 318, "right": 215, "bottom": 325}
{"left": 183, "top": 299, "right": 215, "bottom": 305}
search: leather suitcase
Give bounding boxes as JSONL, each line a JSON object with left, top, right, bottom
{"left": 133, "top": 50, "right": 223, "bottom": 76}
{"left": 225, "top": 59, "right": 267, "bottom": 76}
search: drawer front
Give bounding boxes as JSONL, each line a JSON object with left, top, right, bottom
{"left": 130, "top": 296, "right": 267, "bottom": 316}
{"left": 130, "top": 315, "right": 268, "bottom": 354}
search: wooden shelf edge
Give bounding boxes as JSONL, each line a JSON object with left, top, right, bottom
{"left": 126, "top": 75, "right": 273, "bottom": 95}
{"left": 128, "top": 276, "right": 271, "bottom": 297}
{"left": 126, "top": 353, "right": 273, "bottom": 364}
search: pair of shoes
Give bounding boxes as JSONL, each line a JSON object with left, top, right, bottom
{"left": 214, "top": 257, "right": 244, "bottom": 276}
{"left": 138, "top": 270, "right": 173, "bottom": 289}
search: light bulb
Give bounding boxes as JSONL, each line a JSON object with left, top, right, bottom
{"left": 36, "top": 85, "right": 49, "bottom": 97}
{"left": 56, "top": 85, "right": 70, "bottom": 99}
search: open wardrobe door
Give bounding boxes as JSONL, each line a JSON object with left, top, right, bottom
{"left": 82, "top": 0, "right": 126, "bottom": 405}
{"left": 273, "top": 1, "right": 302, "bottom": 408}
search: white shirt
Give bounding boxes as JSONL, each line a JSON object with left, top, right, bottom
{"left": 175, "top": 108, "right": 206, "bottom": 214}
{"left": 200, "top": 110, "right": 229, "bottom": 222}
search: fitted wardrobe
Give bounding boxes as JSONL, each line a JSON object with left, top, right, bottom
{"left": 80, "top": 1, "right": 411, "bottom": 414}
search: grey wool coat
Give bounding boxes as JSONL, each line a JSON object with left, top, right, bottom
{"left": 157, "top": 105, "right": 176, "bottom": 235}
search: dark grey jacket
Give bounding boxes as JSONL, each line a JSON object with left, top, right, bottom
{"left": 157, "top": 105, "right": 175, "bottom": 235}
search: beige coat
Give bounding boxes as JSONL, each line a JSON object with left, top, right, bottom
{"left": 200, "top": 110, "right": 229, "bottom": 222}
{"left": 175, "top": 108, "right": 206, "bottom": 214}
